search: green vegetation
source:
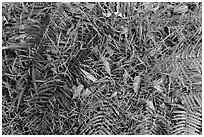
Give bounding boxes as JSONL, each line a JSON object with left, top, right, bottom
{"left": 2, "top": 2, "right": 202, "bottom": 135}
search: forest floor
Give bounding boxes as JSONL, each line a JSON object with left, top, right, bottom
{"left": 2, "top": 2, "right": 202, "bottom": 135}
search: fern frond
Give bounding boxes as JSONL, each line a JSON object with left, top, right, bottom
{"left": 80, "top": 111, "right": 115, "bottom": 135}
{"left": 171, "top": 102, "right": 202, "bottom": 135}
{"left": 180, "top": 92, "right": 202, "bottom": 112}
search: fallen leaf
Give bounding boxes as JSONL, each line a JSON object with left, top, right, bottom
{"left": 153, "top": 78, "right": 164, "bottom": 93}
{"left": 146, "top": 100, "right": 155, "bottom": 111}
{"left": 114, "top": 12, "right": 123, "bottom": 17}
{"left": 106, "top": 46, "right": 114, "bottom": 56}
{"left": 123, "top": 69, "right": 129, "bottom": 82}
{"left": 72, "top": 84, "right": 84, "bottom": 99}
{"left": 94, "top": 77, "right": 110, "bottom": 83}
{"left": 133, "top": 75, "right": 141, "bottom": 95}
{"left": 102, "top": 12, "right": 112, "bottom": 17}
{"left": 81, "top": 88, "right": 92, "bottom": 97}
{"left": 80, "top": 68, "right": 97, "bottom": 82}
{"left": 110, "top": 91, "right": 117, "bottom": 98}
{"left": 86, "top": 4, "right": 95, "bottom": 10}
{"left": 120, "top": 26, "right": 128, "bottom": 35}
{"left": 174, "top": 4, "right": 188, "bottom": 14}
{"left": 72, "top": 85, "right": 77, "bottom": 91}
{"left": 150, "top": 3, "right": 160, "bottom": 11}
{"left": 100, "top": 54, "right": 111, "bottom": 75}
{"left": 14, "top": 34, "right": 27, "bottom": 40}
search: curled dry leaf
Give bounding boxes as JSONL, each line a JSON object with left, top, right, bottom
{"left": 80, "top": 68, "right": 97, "bottom": 82}
{"left": 72, "top": 84, "right": 84, "bottom": 99}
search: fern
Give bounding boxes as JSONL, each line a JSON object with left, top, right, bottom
{"left": 127, "top": 98, "right": 170, "bottom": 135}
{"left": 2, "top": 2, "right": 202, "bottom": 135}
{"left": 171, "top": 93, "right": 202, "bottom": 135}
{"left": 80, "top": 111, "right": 114, "bottom": 135}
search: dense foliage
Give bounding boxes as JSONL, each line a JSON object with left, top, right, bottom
{"left": 2, "top": 2, "right": 202, "bottom": 135}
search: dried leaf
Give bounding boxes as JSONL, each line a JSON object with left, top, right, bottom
{"left": 59, "top": 113, "right": 67, "bottom": 119}
{"left": 111, "top": 91, "right": 117, "bottom": 98}
{"left": 150, "top": 3, "right": 160, "bottom": 11}
{"left": 120, "top": 26, "right": 128, "bottom": 35}
{"left": 153, "top": 78, "right": 164, "bottom": 93}
{"left": 72, "top": 85, "right": 77, "bottom": 91}
{"left": 144, "top": 2, "right": 159, "bottom": 11}
{"left": 114, "top": 12, "right": 123, "bottom": 17}
{"left": 174, "top": 4, "right": 188, "bottom": 14}
{"left": 146, "top": 100, "right": 155, "bottom": 111}
{"left": 86, "top": 4, "right": 95, "bottom": 9}
{"left": 106, "top": 46, "right": 114, "bottom": 56}
{"left": 100, "top": 54, "right": 111, "bottom": 75}
{"left": 19, "top": 24, "right": 26, "bottom": 30}
{"left": 81, "top": 88, "right": 92, "bottom": 97}
{"left": 102, "top": 12, "right": 112, "bottom": 17}
{"left": 123, "top": 69, "right": 129, "bottom": 82}
{"left": 133, "top": 75, "right": 142, "bottom": 95}
{"left": 16, "top": 88, "right": 25, "bottom": 111}
{"left": 80, "top": 68, "right": 97, "bottom": 82}
{"left": 14, "top": 34, "right": 27, "bottom": 40}
{"left": 72, "top": 84, "right": 84, "bottom": 99}
{"left": 94, "top": 77, "right": 110, "bottom": 83}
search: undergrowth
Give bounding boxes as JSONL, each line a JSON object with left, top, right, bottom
{"left": 2, "top": 2, "right": 202, "bottom": 135}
